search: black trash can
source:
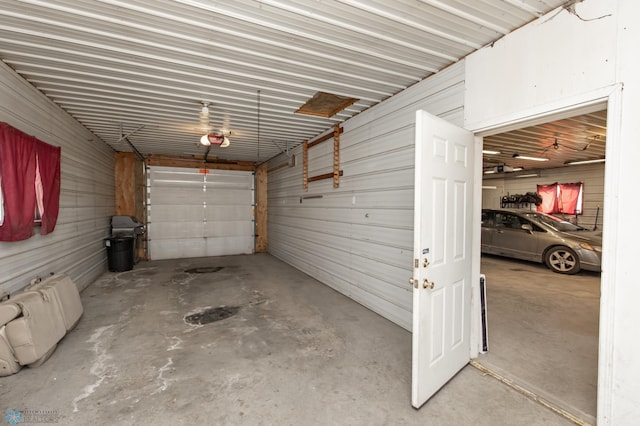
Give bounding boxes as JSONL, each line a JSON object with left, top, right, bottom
{"left": 105, "top": 237, "right": 134, "bottom": 272}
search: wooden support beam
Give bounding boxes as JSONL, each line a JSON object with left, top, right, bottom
{"left": 308, "top": 126, "right": 344, "bottom": 148}
{"left": 333, "top": 123, "right": 340, "bottom": 188}
{"left": 303, "top": 140, "right": 309, "bottom": 191}
{"left": 115, "top": 152, "right": 139, "bottom": 217}
{"left": 255, "top": 163, "right": 268, "bottom": 253}
{"left": 115, "top": 152, "right": 146, "bottom": 260}
{"left": 145, "top": 153, "right": 255, "bottom": 171}
{"left": 308, "top": 170, "right": 343, "bottom": 183}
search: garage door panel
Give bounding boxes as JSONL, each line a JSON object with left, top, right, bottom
{"left": 149, "top": 238, "right": 207, "bottom": 260}
{"left": 151, "top": 221, "right": 205, "bottom": 239}
{"left": 151, "top": 189, "right": 205, "bottom": 205}
{"left": 204, "top": 206, "right": 253, "bottom": 221}
{"left": 203, "top": 190, "right": 252, "bottom": 205}
{"left": 204, "top": 221, "right": 254, "bottom": 237}
{"left": 205, "top": 236, "right": 254, "bottom": 256}
{"left": 152, "top": 207, "right": 205, "bottom": 222}
{"left": 148, "top": 166, "right": 254, "bottom": 260}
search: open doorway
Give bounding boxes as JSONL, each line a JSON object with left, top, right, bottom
{"left": 476, "top": 108, "right": 606, "bottom": 423}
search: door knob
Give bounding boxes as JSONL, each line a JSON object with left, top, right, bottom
{"left": 423, "top": 279, "right": 435, "bottom": 289}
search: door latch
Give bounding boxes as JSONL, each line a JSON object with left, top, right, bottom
{"left": 410, "top": 277, "right": 435, "bottom": 289}
{"left": 409, "top": 277, "right": 418, "bottom": 288}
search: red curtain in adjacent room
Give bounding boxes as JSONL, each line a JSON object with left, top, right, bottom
{"left": 35, "top": 141, "right": 61, "bottom": 235}
{"left": 0, "top": 122, "right": 61, "bottom": 241}
{"left": 558, "top": 182, "right": 583, "bottom": 215}
{"left": 0, "top": 123, "right": 37, "bottom": 241}
{"left": 537, "top": 183, "right": 558, "bottom": 214}
{"left": 537, "top": 182, "right": 583, "bottom": 215}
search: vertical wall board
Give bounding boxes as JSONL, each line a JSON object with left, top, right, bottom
{"left": 255, "top": 164, "right": 268, "bottom": 253}
{"left": 0, "top": 61, "right": 115, "bottom": 295}
{"left": 267, "top": 62, "right": 465, "bottom": 331}
{"left": 485, "top": 163, "right": 605, "bottom": 229}
{"left": 116, "top": 153, "right": 145, "bottom": 218}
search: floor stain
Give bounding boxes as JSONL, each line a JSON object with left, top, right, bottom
{"left": 184, "top": 306, "right": 240, "bottom": 325}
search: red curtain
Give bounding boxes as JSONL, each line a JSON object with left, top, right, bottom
{"left": 537, "top": 182, "right": 583, "bottom": 214}
{"left": 558, "top": 182, "right": 583, "bottom": 214}
{"left": 0, "top": 123, "right": 37, "bottom": 241}
{"left": 0, "top": 123, "right": 61, "bottom": 241}
{"left": 537, "top": 183, "right": 558, "bottom": 214}
{"left": 36, "top": 142, "right": 61, "bottom": 235}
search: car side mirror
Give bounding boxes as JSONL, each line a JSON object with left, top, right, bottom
{"left": 521, "top": 223, "right": 533, "bottom": 233}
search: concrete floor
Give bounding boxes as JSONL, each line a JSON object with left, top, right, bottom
{"left": 0, "top": 254, "right": 575, "bottom": 425}
{"left": 478, "top": 254, "right": 600, "bottom": 424}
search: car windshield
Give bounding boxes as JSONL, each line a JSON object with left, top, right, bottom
{"left": 522, "top": 212, "right": 586, "bottom": 232}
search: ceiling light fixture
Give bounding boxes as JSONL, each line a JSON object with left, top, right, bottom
{"left": 482, "top": 149, "right": 501, "bottom": 155}
{"left": 483, "top": 166, "right": 524, "bottom": 175}
{"left": 200, "top": 102, "right": 210, "bottom": 117}
{"left": 565, "top": 158, "right": 606, "bottom": 165}
{"left": 200, "top": 133, "right": 230, "bottom": 147}
{"left": 515, "top": 173, "right": 540, "bottom": 178}
{"left": 512, "top": 153, "right": 549, "bottom": 162}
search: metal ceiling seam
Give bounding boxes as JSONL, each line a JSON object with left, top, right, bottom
{"left": 1, "top": 4, "right": 411, "bottom": 91}
{"left": 503, "top": 0, "right": 548, "bottom": 16}
{"left": 62, "top": 98, "right": 338, "bottom": 129}
{"left": 62, "top": 102, "right": 336, "bottom": 130}
{"left": 170, "top": 0, "right": 440, "bottom": 73}
{"left": 7, "top": 59, "right": 380, "bottom": 106}
{"left": 0, "top": 27, "right": 392, "bottom": 101}
{"left": 41, "top": 88, "right": 351, "bottom": 124}
{"left": 415, "top": 0, "right": 511, "bottom": 34}
{"left": 26, "top": 75, "right": 352, "bottom": 108}
{"left": 72, "top": 111, "right": 330, "bottom": 135}
{"left": 95, "top": 0, "right": 429, "bottom": 80}
{"left": 0, "top": 38, "right": 406, "bottom": 96}
{"left": 332, "top": 0, "right": 482, "bottom": 49}
{"left": 0, "top": 47, "right": 391, "bottom": 103}
{"left": 256, "top": 0, "right": 459, "bottom": 61}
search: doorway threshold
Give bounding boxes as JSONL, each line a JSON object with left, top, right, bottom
{"left": 470, "top": 360, "right": 595, "bottom": 426}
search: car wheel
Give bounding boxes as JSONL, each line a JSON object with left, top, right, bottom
{"left": 545, "top": 246, "right": 580, "bottom": 274}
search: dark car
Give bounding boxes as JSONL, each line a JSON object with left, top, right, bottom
{"left": 481, "top": 208, "right": 602, "bottom": 274}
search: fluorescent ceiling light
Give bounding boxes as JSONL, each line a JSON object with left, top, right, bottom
{"left": 566, "top": 158, "right": 606, "bottom": 165}
{"left": 483, "top": 170, "right": 497, "bottom": 174}
{"left": 482, "top": 185, "right": 497, "bottom": 189}
{"left": 482, "top": 150, "right": 501, "bottom": 155}
{"left": 515, "top": 173, "right": 540, "bottom": 178}
{"left": 512, "top": 154, "right": 549, "bottom": 161}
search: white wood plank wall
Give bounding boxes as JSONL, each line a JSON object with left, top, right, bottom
{"left": 0, "top": 62, "right": 115, "bottom": 295}
{"left": 267, "top": 62, "right": 465, "bottom": 331}
{"left": 483, "top": 163, "right": 605, "bottom": 231}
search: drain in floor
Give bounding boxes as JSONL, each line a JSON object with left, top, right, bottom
{"left": 184, "top": 306, "right": 239, "bottom": 325}
{"left": 184, "top": 266, "right": 224, "bottom": 274}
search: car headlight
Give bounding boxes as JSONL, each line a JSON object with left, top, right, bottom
{"left": 579, "top": 242, "right": 595, "bottom": 251}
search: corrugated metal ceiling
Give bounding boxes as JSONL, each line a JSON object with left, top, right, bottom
{"left": 0, "top": 0, "right": 570, "bottom": 162}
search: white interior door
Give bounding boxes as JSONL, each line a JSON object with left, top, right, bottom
{"left": 412, "top": 110, "right": 476, "bottom": 408}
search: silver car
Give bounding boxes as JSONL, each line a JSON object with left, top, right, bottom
{"left": 481, "top": 208, "right": 602, "bottom": 274}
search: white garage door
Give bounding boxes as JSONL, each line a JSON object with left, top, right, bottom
{"left": 147, "top": 166, "right": 255, "bottom": 260}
